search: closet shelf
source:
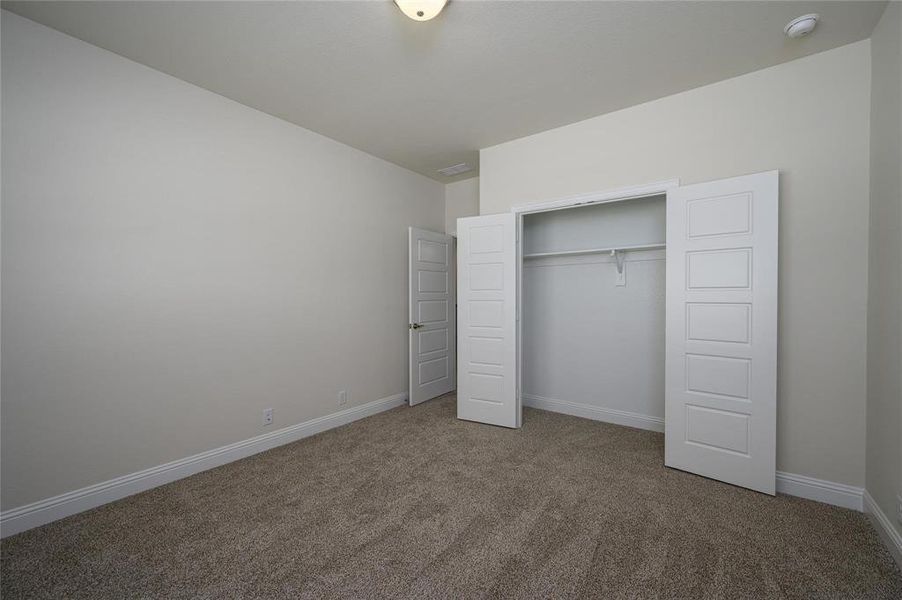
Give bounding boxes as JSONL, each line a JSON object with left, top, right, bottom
{"left": 522, "top": 242, "right": 665, "bottom": 259}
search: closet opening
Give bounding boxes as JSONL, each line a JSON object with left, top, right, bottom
{"left": 518, "top": 193, "right": 667, "bottom": 432}
{"left": 459, "top": 172, "right": 776, "bottom": 492}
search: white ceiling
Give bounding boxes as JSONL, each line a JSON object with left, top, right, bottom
{"left": 2, "top": 1, "right": 888, "bottom": 182}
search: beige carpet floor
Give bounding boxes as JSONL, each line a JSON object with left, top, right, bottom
{"left": 2, "top": 394, "right": 901, "bottom": 599}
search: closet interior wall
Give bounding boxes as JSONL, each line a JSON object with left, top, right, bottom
{"left": 521, "top": 195, "right": 667, "bottom": 426}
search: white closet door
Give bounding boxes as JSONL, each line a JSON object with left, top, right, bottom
{"left": 665, "top": 171, "right": 778, "bottom": 494}
{"left": 409, "top": 227, "right": 455, "bottom": 406}
{"left": 456, "top": 213, "right": 519, "bottom": 428}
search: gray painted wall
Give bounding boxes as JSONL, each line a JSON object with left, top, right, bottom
{"left": 867, "top": 1, "right": 902, "bottom": 542}
{"left": 444, "top": 177, "right": 479, "bottom": 236}
{"left": 480, "top": 41, "right": 872, "bottom": 488}
{"left": 0, "top": 12, "right": 444, "bottom": 510}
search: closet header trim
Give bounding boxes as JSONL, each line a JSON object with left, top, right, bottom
{"left": 510, "top": 179, "right": 680, "bottom": 215}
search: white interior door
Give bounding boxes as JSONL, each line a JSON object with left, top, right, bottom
{"left": 456, "top": 214, "right": 519, "bottom": 428}
{"left": 409, "top": 227, "right": 455, "bottom": 406}
{"left": 665, "top": 171, "right": 778, "bottom": 494}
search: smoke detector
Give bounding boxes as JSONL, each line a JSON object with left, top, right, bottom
{"left": 784, "top": 14, "right": 819, "bottom": 39}
{"left": 437, "top": 163, "right": 472, "bottom": 177}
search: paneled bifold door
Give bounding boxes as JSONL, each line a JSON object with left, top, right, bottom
{"left": 409, "top": 227, "right": 455, "bottom": 406}
{"left": 456, "top": 173, "right": 778, "bottom": 494}
{"left": 665, "top": 171, "right": 778, "bottom": 494}
{"left": 456, "top": 214, "right": 519, "bottom": 428}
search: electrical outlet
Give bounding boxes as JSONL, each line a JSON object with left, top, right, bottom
{"left": 262, "top": 408, "right": 273, "bottom": 426}
{"left": 338, "top": 390, "right": 347, "bottom": 406}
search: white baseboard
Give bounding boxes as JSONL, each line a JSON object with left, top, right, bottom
{"left": 523, "top": 394, "right": 865, "bottom": 512}
{"left": 774, "top": 471, "right": 863, "bottom": 511}
{"left": 864, "top": 491, "right": 902, "bottom": 568}
{"left": 522, "top": 394, "right": 664, "bottom": 433}
{"left": 0, "top": 392, "right": 407, "bottom": 538}
{"left": 2, "top": 392, "right": 877, "bottom": 544}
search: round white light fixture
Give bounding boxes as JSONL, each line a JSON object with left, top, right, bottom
{"left": 784, "top": 14, "right": 819, "bottom": 38}
{"left": 395, "top": 0, "right": 448, "bottom": 22}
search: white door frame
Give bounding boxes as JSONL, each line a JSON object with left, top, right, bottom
{"left": 510, "top": 179, "right": 681, "bottom": 417}
{"left": 510, "top": 179, "right": 681, "bottom": 216}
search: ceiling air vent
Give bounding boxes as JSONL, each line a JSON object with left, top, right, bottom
{"left": 437, "top": 163, "right": 472, "bottom": 177}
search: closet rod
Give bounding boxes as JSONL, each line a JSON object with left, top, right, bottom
{"left": 522, "top": 242, "right": 665, "bottom": 259}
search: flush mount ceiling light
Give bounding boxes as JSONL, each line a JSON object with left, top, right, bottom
{"left": 784, "top": 14, "right": 819, "bottom": 38}
{"left": 395, "top": 0, "right": 448, "bottom": 22}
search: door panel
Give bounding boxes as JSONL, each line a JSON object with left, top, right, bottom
{"left": 457, "top": 214, "right": 519, "bottom": 428}
{"left": 409, "top": 227, "right": 455, "bottom": 405}
{"left": 665, "top": 171, "right": 778, "bottom": 494}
